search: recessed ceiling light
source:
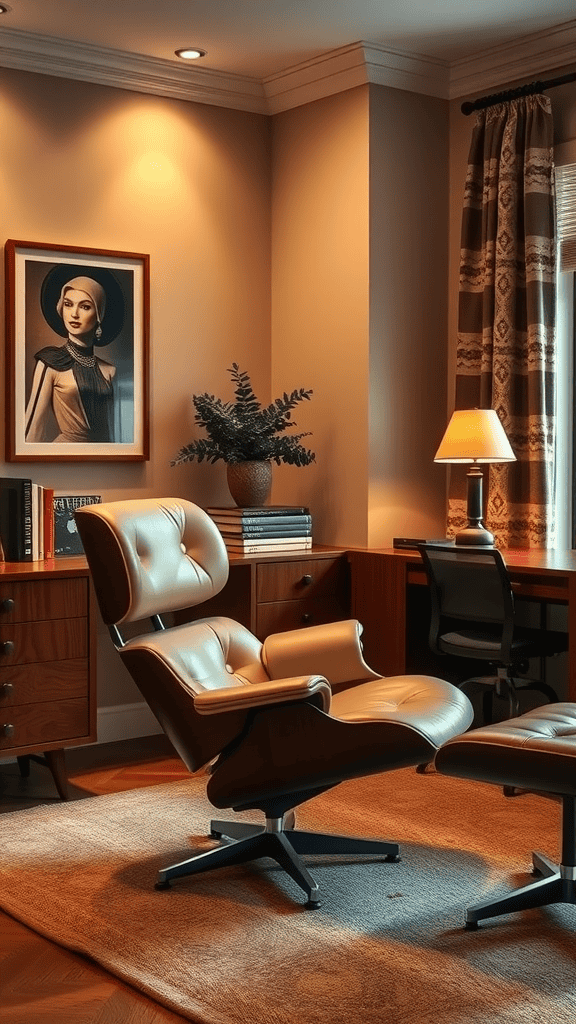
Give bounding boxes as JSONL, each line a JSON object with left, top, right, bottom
{"left": 0, "top": 4, "right": 12, "bottom": 13}
{"left": 175, "top": 48, "right": 207, "bottom": 61}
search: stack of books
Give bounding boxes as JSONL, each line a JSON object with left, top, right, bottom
{"left": 0, "top": 477, "right": 101, "bottom": 561}
{"left": 205, "top": 505, "right": 312, "bottom": 554}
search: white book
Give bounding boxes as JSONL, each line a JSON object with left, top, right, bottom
{"left": 225, "top": 538, "right": 313, "bottom": 553}
{"left": 225, "top": 534, "right": 312, "bottom": 546}
{"left": 31, "top": 483, "right": 40, "bottom": 560}
{"left": 37, "top": 484, "right": 44, "bottom": 560}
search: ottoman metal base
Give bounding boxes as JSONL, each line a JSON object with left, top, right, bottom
{"left": 435, "top": 704, "right": 576, "bottom": 930}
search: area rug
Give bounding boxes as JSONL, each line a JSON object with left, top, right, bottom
{"left": 0, "top": 767, "right": 575, "bottom": 1024}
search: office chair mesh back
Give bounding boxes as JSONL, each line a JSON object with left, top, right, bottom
{"left": 418, "top": 543, "right": 559, "bottom": 724}
{"left": 421, "top": 546, "right": 515, "bottom": 661}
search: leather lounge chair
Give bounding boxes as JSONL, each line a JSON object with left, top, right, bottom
{"left": 75, "top": 497, "right": 473, "bottom": 908}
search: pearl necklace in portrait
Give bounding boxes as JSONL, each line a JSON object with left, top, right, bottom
{"left": 65, "top": 340, "right": 97, "bottom": 368}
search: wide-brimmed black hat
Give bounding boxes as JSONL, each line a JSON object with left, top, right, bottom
{"left": 40, "top": 263, "right": 126, "bottom": 346}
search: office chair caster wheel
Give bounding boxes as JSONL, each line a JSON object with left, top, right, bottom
{"left": 155, "top": 880, "right": 171, "bottom": 891}
{"left": 385, "top": 853, "right": 401, "bottom": 863}
{"left": 304, "top": 898, "right": 322, "bottom": 910}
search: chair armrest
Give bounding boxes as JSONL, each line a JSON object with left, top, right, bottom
{"left": 262, "top": 619, "right": 380, "bottom": 687}
{"left": 194, "top": 675, "right": 331, "bottom": 715}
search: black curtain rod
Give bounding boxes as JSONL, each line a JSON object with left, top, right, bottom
{"left": 461, "top": 69, "right": 576, "bottom": 115}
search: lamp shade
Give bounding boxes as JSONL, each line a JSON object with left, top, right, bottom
{"left": 434, "top": 409, "right": 516, "bottom": 464}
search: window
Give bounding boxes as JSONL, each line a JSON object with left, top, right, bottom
{"left": 554, "top": 160, "right": 576, "bottom": 547}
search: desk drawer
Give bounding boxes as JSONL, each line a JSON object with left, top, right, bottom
{"left": 0, "top": 659, "right": 88, "bottom": 706}
{"left": 0, "top": 619, "right": 88, "bottom": 665}
{"left": 257, "top": 557, "right": 346, "bottom": 603}
{"left": 257, "top": 596, "right": 347, "bottom": 637}
{"left": 0, "top": 578, "right": 87, "bottom": 623}
{"left": 0, "top": 697, "right": 89, "bottom": 750}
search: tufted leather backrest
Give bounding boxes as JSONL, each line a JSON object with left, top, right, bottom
{"left": 75, "top": 497, "right": 229, "bottom": 625}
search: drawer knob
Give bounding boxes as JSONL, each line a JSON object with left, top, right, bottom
{"left": 1, "top": 723, "right": 14, "bottom": 738}
{"left": 0, "top": 641, "right": 15, "bottom": 656}
{"left": 0, "top": 682, "right": 14, "bottom": 698}
{"left": 301, "top": 613, "right": 312, "bottom": 623}
{"left": 301, "top": 574, "right": 313, "bottom": 586}
{"left": 0, "top": 598, "right": 15, "bottom": 613}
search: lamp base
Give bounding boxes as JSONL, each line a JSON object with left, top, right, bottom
{"left": 455, "top": 466, "right": 495, "bottom": 546}
{"left": 454, "top": 525, "right": 495, "bottom": 546}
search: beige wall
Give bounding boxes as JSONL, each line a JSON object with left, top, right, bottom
{"left": 368, "top": 85, "right": 449, "bottom": 547}
{"left": 270, "top": 83, "right": 450, "bottom": 548}
{"left": 270, "top": 86, "right": 370, "bottom": 546}
{"left": 0, "top": 68, "right": 271, "bottom": 708}
{"left": 0, "top": 63, "right": 454, "bottom": 721}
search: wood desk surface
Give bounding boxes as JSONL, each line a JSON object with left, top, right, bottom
{"left": 363, "top": 547, "right": 576, "bottom": 570}
{"left": 357, "top": 547, "right": 576, "bottom": 603}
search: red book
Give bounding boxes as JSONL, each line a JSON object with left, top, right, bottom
{"left": 42, "top": 487, "right": 55, "bottom": 559}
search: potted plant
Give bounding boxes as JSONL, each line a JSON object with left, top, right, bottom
{"left": 171, "top": 364, "right": 315, "bottom": 506}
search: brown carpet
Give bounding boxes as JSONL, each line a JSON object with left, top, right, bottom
{"left": 0, "top": 767, "right": 574, "bottom": 1024}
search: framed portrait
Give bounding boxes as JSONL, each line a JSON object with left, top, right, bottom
{"left": 4, "top": 240, "right": 150, "bottom": 462}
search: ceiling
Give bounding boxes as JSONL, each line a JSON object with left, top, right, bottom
{"left": 2, "top": 0, "right": 576, "bottom": 78}
{"left": 1, "top": 1, "right": 575, "bottom": 113}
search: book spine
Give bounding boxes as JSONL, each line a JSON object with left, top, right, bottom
{"left": 226, "top": 542, "right": 313, "bottom": 553}
{"left": 38, "top": 485, "right": 45, "bottom": 560}
{"left": 225, "top": 536, "right": 313, "bottom": 548}
{"left": 21, "top": 481, "right": 33, "bottom": 561}
{"left": 218, "top": 526, "right": 312, "bottom": 538}
{"left": 212, "top": 515, "right": 312, "bottom": 530}
{"left": 43, "top": 487, "right": 55, "bottom": 559}
{"left": 206, "top": 507, "right": 309, "bottom": 517}
{"left": 224, "top": 535, "right": 313, "bottom": 545}
{"left": 0, "top": 489, "right": 17, "bottom": 560}
{"left": 0, "top": 479, "right": 33, "bottom": 561}
{"left": 31, "top": 483, "right": 40, "bottom": 560}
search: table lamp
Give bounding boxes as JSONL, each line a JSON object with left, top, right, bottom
{"left": 434, "top": 408, "right": 516, "bottom": 546}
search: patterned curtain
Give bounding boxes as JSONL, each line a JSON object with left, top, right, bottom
{"left": 448, "top": 94, "right": 556, "bottom": 549}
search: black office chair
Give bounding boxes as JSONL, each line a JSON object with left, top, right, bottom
{"left": 418, "top": 543, "right": 561, "bottom": 727}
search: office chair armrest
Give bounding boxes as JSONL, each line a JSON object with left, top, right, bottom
{"left": 262, "top": 619, "right": 380, "bottom": 688}
{"left": 193, "top": 675, "right": 331, "bottom": 715}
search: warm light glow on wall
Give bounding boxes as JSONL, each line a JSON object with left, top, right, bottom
{"left": 133, "top": 151, "right": 180, "bottom": 188}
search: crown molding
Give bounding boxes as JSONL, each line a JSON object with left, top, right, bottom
{"left": 0, "top": 27, "right": 268, "bottom": 113}
{"left": 0, "top": 20, "right": 575, "bottom": 115}
{"left": 263, "top": 42, "right": 449, "bottom": 113}
{"left": 449, "top": 18, "right": 576, "bottom": 100}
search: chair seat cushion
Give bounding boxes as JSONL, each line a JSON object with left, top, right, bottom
{"left": 439, "top": 629, "right": 534, "bottom": 656}
{"left": 435, "top": 703, "right": 576, "bottom": 797}
{"left": 330, "top": 674, "right": 473, "bottom": 749}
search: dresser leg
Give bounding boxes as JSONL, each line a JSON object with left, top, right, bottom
{"left": 16, "top": 755, "right": 31, "bottom": 778}
{"left": 43, "top": 749, "right": 69, "bottom": 801}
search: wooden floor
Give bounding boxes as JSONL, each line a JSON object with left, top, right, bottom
{"left": 0, "top": 735, "right": 193, "bottom": 1024}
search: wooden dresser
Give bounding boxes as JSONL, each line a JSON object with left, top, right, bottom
{"left": 0, "top": 557, "right": 96, "bottom": 799}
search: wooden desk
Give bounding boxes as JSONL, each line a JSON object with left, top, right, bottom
{"left": 349, "top": 547, "right": 576, "bottom": 699}
{"left": 0, "top": 556, "right": 97, "bottom": 798}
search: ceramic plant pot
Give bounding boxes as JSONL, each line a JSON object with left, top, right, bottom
{"left": 226, "top": 460, "right": 272, "bottom": 507}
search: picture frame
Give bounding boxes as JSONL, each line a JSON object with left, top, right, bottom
{"left": 4, "top": 240, "right": 150, "bottom": 462}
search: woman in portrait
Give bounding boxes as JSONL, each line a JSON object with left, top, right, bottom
{"left": 25, "top": 270, "right": 125, "bottom": 444}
